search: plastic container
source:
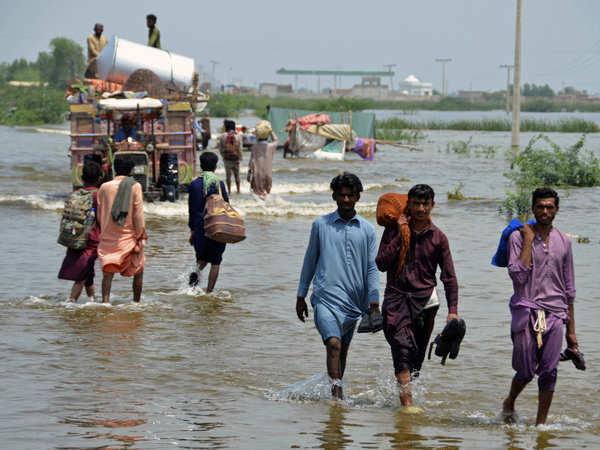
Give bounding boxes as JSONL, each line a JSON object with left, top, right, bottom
{"left": 96, "top": 36, "right": 195, "bottom": 91}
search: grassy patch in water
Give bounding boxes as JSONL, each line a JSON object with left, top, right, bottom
{"left": 447, "top": 183, "right": 486, "bottom": 200}
{"left": 376, "top": 117, "right": 600, "bottom": 133}
{"left": 445, "top": 136, "right": 499, "bottom": 158}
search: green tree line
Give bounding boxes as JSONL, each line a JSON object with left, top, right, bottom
{"left": 0, "top": 37, "right": 84, "bottom": 125}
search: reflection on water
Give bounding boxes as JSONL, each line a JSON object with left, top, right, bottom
{"left": 1, "top": 124, "right": 600, "bottom": 448}
{"left": 315, "top": 405, "right": 352, "bottom": 449}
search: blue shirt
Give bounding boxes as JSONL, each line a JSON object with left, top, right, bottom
{"left": 298, "top": 210, "right": 379, "bottom": 321}
{"left": 114, "top": 127, "right": 137, "bottom": 143}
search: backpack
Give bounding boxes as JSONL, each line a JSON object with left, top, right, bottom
{"left": 204, "top": 182, "right": 246, "bottom": 244}
{"left": 223, "top": 131, "right": 240, "bottom": 161}
{"left": 57, "top": 189, "right": 96, "bottom": 250}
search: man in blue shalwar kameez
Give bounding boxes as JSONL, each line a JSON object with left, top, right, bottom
{"left": 296, "top": 172, "right": 380, "bottom": 399}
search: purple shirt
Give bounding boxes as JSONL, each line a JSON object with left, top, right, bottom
{"left": 507, "top": 227, "right": 575, "bottom": 319}
{"left": 376, "top": 222, "right": 458, "bottom": 314}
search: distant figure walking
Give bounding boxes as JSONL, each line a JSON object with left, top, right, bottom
{"left": 218, "top": 120, "right": 243, "bottom": 194}
{"left": 188, "top": 152, "right": 229, "bottom": 293}
{"left": 200, "top": 112, "right": 211, "bottom": 150}
{"left": 58, "top": 161, "right": 102, "bottom": 301}
{"left": 502, "top": 187, "right": 579, "bottom": 426}
{"left": 296, "top": 172, "right": 380, "bottom": 399}
{"left": 147, "top": 14, "right": 161, "bottom": 49}
{"left": 97, "top": 155, "right": 147, "bottom": 303}
{"left": 248, "top": 121, "right": 278, "bottom": 198}
{"left": 85, "top": 23, "right": 108, "bottom": 79}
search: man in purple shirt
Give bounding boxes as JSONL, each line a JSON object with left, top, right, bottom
{"left": 502, "top": 187, "right": 578, "bottom": 426}
{"left": 376, "top": 184, "right": 459, "bottom": 407}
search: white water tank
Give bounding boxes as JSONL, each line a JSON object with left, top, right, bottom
{"left": 96, "top": 36, "right": 195, "bottom": 90}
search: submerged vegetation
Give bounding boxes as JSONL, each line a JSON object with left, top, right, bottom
{"left": 375, "top": 128, "right": 425, "bottom": 143}
{"left": 376, "top": 116, "right": 600, "bottom": 133}
{"left": 501, "top": 134, "right": 600, "bottom": 215}
{"left": 445, "top": 136, "right": 498, "bottom": 158}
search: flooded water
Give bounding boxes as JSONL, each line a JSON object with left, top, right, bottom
{"left": 1, "top": 117, "right": 599, "bottom": 449}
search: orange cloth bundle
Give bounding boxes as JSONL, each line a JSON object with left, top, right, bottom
{"left": 377, "top": 193, "right": 410, "bottom": 276}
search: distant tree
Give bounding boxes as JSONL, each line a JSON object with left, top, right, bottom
{"left": 432, "top": 88, "right": 441, "bottom": 95}
{"left": 563, "top": 86, "right": 577, "bottom": 94}
{"left": 482, "top": 91, "right": 505, "bottom": 102}
{"left": 39, "top": 37, "right": 85, "bottom": 88}
{"left": 522, "top": 83, "right": 554, "bottom": 98}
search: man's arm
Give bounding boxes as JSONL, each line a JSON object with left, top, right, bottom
{"left": 438, "top": 234, "right": 459, "bottom": 322}
{"left": 566, "top": 303, "right": 578, "bottom": 350}
{"left": 366, "top": 227, "right": 380, "bottom": 314}
{"left": 237, "top": 135, "right": 243, "bottom": 161}
{"left": 564, "top": 239, "right": 577, "bottom": 349}
{"left": 375, "top": 226, "right": 401, "bottom": 272}
{"left": 296, "top": 222, "right": 320, "bottom": 321}
{"left": 270, "top": 131, "right": 279, "bottom": 147}
{"left": 507, "top": 230, "right": 532, "bottom": 285}
{"left": 132, "top": 183, "right": 146, "bottom": 239}
{"left": 87, "top": 36, "right": 100, "bottom": 58}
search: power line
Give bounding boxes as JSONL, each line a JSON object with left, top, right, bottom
{"left": 537, "top": 39, "right": 600, "bottom": 76}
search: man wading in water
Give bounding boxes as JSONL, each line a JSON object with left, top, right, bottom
{"left": 502, "top": 187, "right": 579, "bottom": 425}
{"left": 296, "top": 172, "right": 380, "bottom": 399}
{"left": 376, "top": 184, "right": 459, "bottom": 407}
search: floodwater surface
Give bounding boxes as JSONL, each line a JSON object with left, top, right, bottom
{"left": 1, "top": 118, "right": 599, "bottom": 449}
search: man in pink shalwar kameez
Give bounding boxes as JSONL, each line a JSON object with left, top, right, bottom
{"left": 97, "top": 155, "right": 147, "bottom": 303}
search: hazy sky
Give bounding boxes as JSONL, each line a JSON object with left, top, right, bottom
{"left": 1, "top": 0, "right": 599, "bottom": 94}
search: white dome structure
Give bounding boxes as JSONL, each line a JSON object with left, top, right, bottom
{"left": 398, "top": 74, "right": 433, "bottom": 96}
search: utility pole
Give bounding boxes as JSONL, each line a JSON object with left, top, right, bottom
{"left": 383, "top": 64, "right": 396, "bottom": 93}
{"left": 436, "top": 59, "right": 451, "bottom": 96}
{"left": 210, "top": 60, "right": 219, "bottom": 81}
{"left": 500, "top": 64, "right": 514, "bottom": 115}
{"left": 511, "top": 0, "right": 522, "bottom": 148}
{"left": 334, "top": 66, "right": 343, "bottom": 96}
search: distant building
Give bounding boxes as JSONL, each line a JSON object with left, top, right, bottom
{"left": 397, "top": 75, "right": 433, "bottom": 96}
{"left": 459, "top": 91, "right": 487, "bottom": 102}
{"left": 259, "top": 83, "right": 293, "bottom": 98}
{"left": 554, "top": 93, "right": 600, "bottom": 104}
{"left": 351, "top": 77, "right": 389, "bottom": 98}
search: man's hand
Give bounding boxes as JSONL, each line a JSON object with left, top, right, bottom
{"left": 367, "top": 303, "right": 380, "bottom": 315}
{"left": 397, "top": 214, "right": 410, "bottom": 234}
{"left": 247, "top": 172, "right": 252, "bottom": 183}
{"left": 189, "top": 232, "right": 194, "bottom": 246}
{"left": 296, "top": 296, "right": 309, "bottom": 322}
{"left": 447, "top": 313, "right": 459, "bottom": 323}
{"left": 519, "top": 223, "right": 535, "bottom": 241}
{"left": 566, "top": 331, "right": 579, "bottom": 350}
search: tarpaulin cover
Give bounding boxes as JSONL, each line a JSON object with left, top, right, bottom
{"left": 268, "top": 107, "right": 375, "bottom": 145}
{"left": 284, "top": 113, "right": 330, "bottom": 132}
{"left": 305, "top": 124, "right": 356, "bottom": 142}
{"left": 290, "top": 127, "right": 327, "bottom": 153}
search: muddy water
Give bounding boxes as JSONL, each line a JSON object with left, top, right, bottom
{"left": 1, "top": 119, "right": 599, "bottom": 449}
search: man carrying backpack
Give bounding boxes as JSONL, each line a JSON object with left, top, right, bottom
{"left": 58, "top": 161, "right": 102, "bottom": 302}
{"left": 97, "top": 155, "right": 147, "bottom": 303}
{"left": 218, "top": 120, "right": 242, "bottom": 194}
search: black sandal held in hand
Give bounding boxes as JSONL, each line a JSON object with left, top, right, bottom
{"left": 560, "top": 347, "right": 586, "bottom": 371}
{"left": 428, "top": 318, "right": 466, "bottom": 366}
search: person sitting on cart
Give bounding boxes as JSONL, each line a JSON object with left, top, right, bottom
{"left": 114, "top": 117, "right": 138, "bottom": 143}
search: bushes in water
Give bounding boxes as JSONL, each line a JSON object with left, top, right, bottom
{"left": 501, "top": 134, "right": 600, "bottom": 215}
{"left": 505, "top": 134, "right": 600, "bottom": 187}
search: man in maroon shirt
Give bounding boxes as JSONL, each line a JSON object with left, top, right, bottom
{"left": 376, "top": 184, "right": 460, "bottom": 406}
